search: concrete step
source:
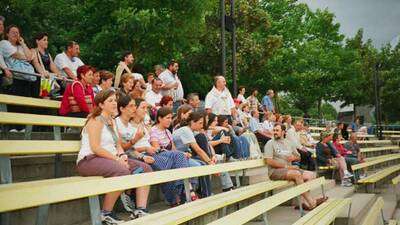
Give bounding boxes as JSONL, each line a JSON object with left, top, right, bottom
{"left": 378, "top": 186, "right": 398, "bottom": 221}
{"left": 336, "top": 193, "right": 377, "bottom": 225}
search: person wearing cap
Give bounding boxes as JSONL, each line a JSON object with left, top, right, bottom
{"left": 264, "top": 123, "right": 327, "bottom": 211}
{"left": 316, "top": 130, "right": 353, "bottom": 187}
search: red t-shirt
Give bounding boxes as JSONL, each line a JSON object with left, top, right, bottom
{"left": 59, "top": 81, "right": 94, "bottom": 116}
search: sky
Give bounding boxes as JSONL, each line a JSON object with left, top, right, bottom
{"left": 298, "top": 0, "right": 400, "bottom": 48}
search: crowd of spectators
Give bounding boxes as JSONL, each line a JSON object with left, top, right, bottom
{"left": 0, "top": 18, "right": 369, "bottom": 224}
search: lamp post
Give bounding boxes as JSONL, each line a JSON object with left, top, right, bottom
{"left": 220, "top": 0, "right": 226, "bottom": 77}
{"left": 374, "top": 62, "right": 383, "bottom": 139}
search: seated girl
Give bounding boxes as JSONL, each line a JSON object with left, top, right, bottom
{"left": 128, "top": 100, "right": 197, "bottom": 206}
{"left": 76, "top": 89, "right": 151, "bottom": 224}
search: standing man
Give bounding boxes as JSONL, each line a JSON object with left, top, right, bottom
{"left": 205, "top": 76, "right": 236, "bottom": 123}
{"left": 54, "top": 41, "right": 84, "bottom": 80}
{"left": 262, "top": 89, "right": 275, "bottom": 113}
{"left": 246, "top": 89, "right": 260, "bottom": 111}
{"left": 159, "top": 60, "right": 184, "bottom": 112}
{"left": 145, "top": 78, "right": 163, "bottom": 108}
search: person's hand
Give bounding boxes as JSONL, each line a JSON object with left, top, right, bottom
{"left": 4, "top": 68, "right": 12, "bottom": 78}
{"left": 328, "top": 159, "right": 333, "bottom": 165}
{"left": 117, "top": 156, "right": 129, "bottom": 168}
{"left": 119, "top": 154, "right": 128, "bottom": 161}
{"left": 173, "top": 82, "right": 179, "bottom": 89}
{"left": 19, "top": 37, "right": 25, "bottom": 45}
{"left": 143, "top": 156, "right": 155, "bottom": 164}
{"left": 286, "top": 155, "right": 298, "bottom": 162}
{"left": 211, "top": 155, "right": 217, "bottom": 164}
{"left": 184, "top": 152, "right": 192, "bottom": 159}
{"left": 208, "top": 160, "right": 216, "bottom": 165}
{"left": 220, "top": 136, "right": 231, "bottom": 144}
{"left": 146, "top": 146, "right": 157, "bottom": 155}
{"left": 132, "top": 127, "right": 145, "bottom": 143}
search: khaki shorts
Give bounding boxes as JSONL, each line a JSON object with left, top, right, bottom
{"left": 270, "top": 168, "right": 305, "bottom": 180}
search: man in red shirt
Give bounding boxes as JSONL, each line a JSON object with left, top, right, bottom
{"left": 59, "top": 65, "right": 94, "bottom": 118}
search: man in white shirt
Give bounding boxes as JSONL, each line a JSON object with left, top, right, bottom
{"left": 286, "top": 119, "right": 315, "bottom": 170}
{"left": 54, "top": 41, "right": 84, "bottom": 80}
{"left": 205, "top": 76, "right": 236, "bottom": 123}
{"left": 158, "top": 60, "right": 184, "bottom": 111}
{"left": 145, "top": 78, "right": 163, "bottom": 108}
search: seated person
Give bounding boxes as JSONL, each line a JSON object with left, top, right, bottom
{"left": 54, "top": 41, "right": 84, "bottom": 80}
{"left": 264, "top": 123, "right": 326, "bottom": 210}
{"left": 93, "top": 70, "right": 114, "bottom": 95}
{"left": 149, "top": 106, "right": 199, "bottom": 204}
{"left": 172, "top": 104, "right": 192, "bottom": 131}
{"left": 332, "top": 133, "right": 360, "bottom": 175}
{"left": 117, "top": 73, "right": 134, "bottom": 97}
{"left": 0, "top": 25, "right": 38, "bottom": 96}
{"left": 249, "top": 109, "right": 271, "bottom": 147}
{"left": 286, "top": 119, "right": 315, "bottom": 171}
{"left": 261, "top": 112, "right": 275, "bottom": 136}
{"left": 217, "top": 115, "right": 250, "bottom": 159}
{"left": 75, "top": 89, "right": 151, "bottom": 223}
{"left": 237, "top": 102, "right": 251, "bottom": 128}
{"left": 31, "top": 32, "right": 61, "bottom": 78}
{"left": 316, "top": 131, "right": 353, "bottom": 187}
{"left": 300, "top": 123, "right": 318, "bottom": 146}
{"left": 144, "top": 77, "right": 163, "bottom": 108}
{"left": 59, "top": 65, "right": 94, "bottom": 118}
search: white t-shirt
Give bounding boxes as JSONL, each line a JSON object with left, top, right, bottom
{"left": 237, "top": 94, "right": 247, "bottom": 103}
{"left": 115, "top": 117, "right": 136, "bottom": 143}
{"left": 205, "top": 86, "right": 235, "bottom": 115}
{"left": 262, "top": 120, "right": 274, "bottom": 132}
{"left": 145, "top": 89, "right": 163, "bottom": 107}
{"left": 54, "top": 52, "right": 84, "bottom": 78}
{"left": 159, "top": 69, "right": 184, "bottom": 101}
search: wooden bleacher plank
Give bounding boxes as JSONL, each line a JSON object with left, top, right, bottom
{"left": 207, "top": 177, "right": 326, "bottom": 225}
{"left": 0, "top": 176, "right": 101, "bottom": 191}
{"left": 0, "top": 159, "right": 265, "bottom": 212}
{"left": 124, "top": 180, "right": 289, "bottom": 225}
{"left": 388, "top": 220, "right": 398, "bottom": 225}
{"left": 392, "top": 174, "right": 400, "bottom": 185}
{"left": 293, "top": 198, "right": 351, "bottom": 225}
{"left": 310, "top": 127, "right": 325, "bottom": 131}
{"left": 0, "top": 140, "right": 80, "bottom": 155}
{"left": 351, "top": 153, "right": 400, "bottom": 171}
{"left": 358, "top": 165, "right": 400, "bottom": 184}
{"left": 0, "top": 94, "right": 60, "bottom": 109}
{"left": 360, "top": 146, "right": 399, "bottom": 153}
{"left": 357, "top": 140, "right": 392, "bottom": 145}
{"left": 0, "top": 112, "right": 85, "bottom": 127}
{"left": 357, "top": 134, "right": 375, "bottom": 138}
{"left": 360, "top": 197, "right": 384, "bottom": 225}
{"left": 383, "top": 131, "right": 400, "bottom": 134}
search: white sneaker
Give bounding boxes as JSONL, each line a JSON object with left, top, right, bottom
{"left": 344, "top": 171, "right": 353, "bottom": 179}
{"left": 101, "top": 212, "right": 125, "bottom": 225}
{"left": 131, "top": 209, "right": 149, "bottom": 219}
{"left": 341, "top": 179, "right": 353, "bottom": 187}
{"left": 359, "top": 174, "right": 367, "bottom": 179}
{"left": 120, "top": 192, "right": 134, "bottom": 213}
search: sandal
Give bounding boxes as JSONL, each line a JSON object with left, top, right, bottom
{"left": 316, "top": 196, "right": 329, "bottom": 206}
{"left": 294, "top": 203, "right": 316, "bottom": 211}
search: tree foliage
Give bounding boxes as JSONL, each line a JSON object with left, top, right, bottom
{"left": 1, "top": 0, "right": 399, "bottom": 122}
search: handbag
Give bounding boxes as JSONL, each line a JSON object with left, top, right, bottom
{"left": 68, "top": 81, "right": 93, "bottom": 113}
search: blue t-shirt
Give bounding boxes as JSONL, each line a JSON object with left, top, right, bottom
{"left": 261, "top": 95, "right": 274, "bottom": 111}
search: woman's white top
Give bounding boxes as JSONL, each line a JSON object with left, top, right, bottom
{"left": 77, "top": 119, "right": 119, "bottom": 163}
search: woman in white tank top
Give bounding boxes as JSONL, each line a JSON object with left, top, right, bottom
{"left": 75, "top": 89, "right": 152, "bottom": 223}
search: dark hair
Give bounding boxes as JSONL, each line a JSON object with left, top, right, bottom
{"left": 147, "top": 72, "right": 155, "bottom": 79}
{"left": 160, "top": 95, "right": 173, "bottom": 107}
{"left": 187, "top": 111, "right": 204, "bottom": 124}
{"left": 273, "top": 123, "right": 286, "bottom": 132}
{"left": 34, "top": 32, "right": 48, "bottom": 42}
{"left": 117, "top": 94, "right": 133, "bottom": 115}
{"left": 174, "top": 104, "right": 192, "bottom": 127}
{"left": 76, "top": 65, "right": 92, "bottom": 80}
{"left": 206, "top": 113, "right": 217, "bottom": 129}
{"left": 0, "top": 16, "right": 5, "bottom": 22}
{"left": 65, "top": 41, "right": 78, "bottom": 51}
{"left": 156, "top": 107, "right": 173, "bottom": 124}
{"left": 168, "top": 59, "right": 178, "bottom": 68}
{"left": 86, "top": 89, "right": 116, "bottom": 123}
{"left": 332, "top": 132, "right": 340, "bottom": 141}
{"left": 217, "top": 115, "right": 228, "bottom": 126}
{"left": 5, "top": 25, "right": 20, "bottom": 40}
{"left": 133, "top": 98, "right": 145, "bottom": 107}
{"left": 121, "top": 51, "right": 133, "bottom": 62}
{"left": 238, "top": 86, "right": 245, "bottom": 92}
{"left": 89, "top": 66, "right": 97, "bottom": 73}
{"left": 252, "top": 89, "right": 258, "bottom": 94}
{"left": 99, "top": 70, "right": 114, "bottom": 83}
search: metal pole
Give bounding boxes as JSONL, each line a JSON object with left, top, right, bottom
{"left": 220, "top": 0, "right": 226, "bottom": 77}
{"left": 230, "top": 0, "right": 237, "bottom": 95}
{"left": 374, "top": 63, "right": 383, "bottom": 140}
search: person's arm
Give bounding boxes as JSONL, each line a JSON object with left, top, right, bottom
{"left": 72, "top": 82, "right": 91, "bottom": 113}
{"left": 49, "top": 54, "right": 61, "bottom": 77}
{"left": 0, "top": 54, "right": 12, "bottom": 78}
{"left": 189, "top": 142, "right": 213, "bottom": 164}
{"left": 31, "top": 51, "right": 48, "bottom": 77}
{"left": 316, "top": 143, "right": 329, "bottom": 164}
